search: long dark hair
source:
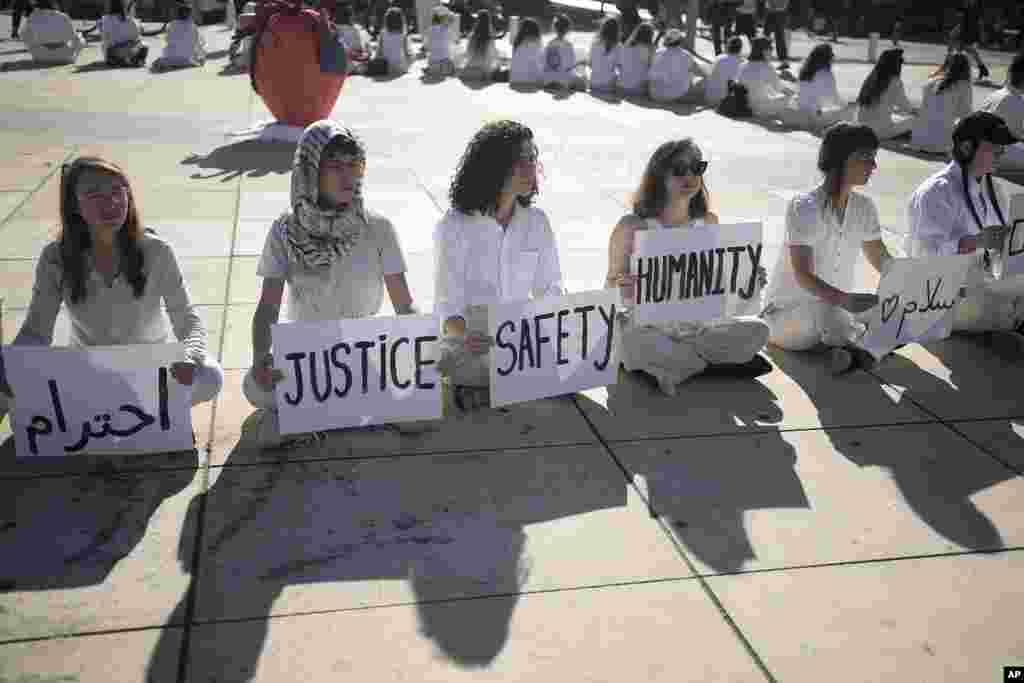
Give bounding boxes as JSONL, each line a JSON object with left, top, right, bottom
{"left": 468, "top": 10, "right": 493, "bottom": 57}
{"left": 934, "top": 52, "right": 970, "bottom": 93}
{"left": 513, "top": 17, "right": 541, "bottom": 49}
{"left": 632, "top": 139, "right": 711, "bottom": 221}
{"left": 597, "top": 16, "right": 619, "bottom": 54}
{"left": 449, "top": 120, "right": 538, "bottom": 215}
{"left": 552, "top": 13, "right": 570, "bottom": 38}
{"left": 109, "top": 0, "right": 128, "bottom": 20}
{"left": 748, "top": 36, "right": 771, "bottom": 61}
{"left": 383, "top": 6, "right": 405, "bottom": 33}
{"left": 59, "top": 157, "right": 147, "bottom": 305}
{"left": 1010, "top": 51, "right": 1024, "bottom": 89}
{"left": 816, "top": 123, "right": 879, "bottom": 213}
{"left": 857, "top": 48, "right": 904, "bottom": 107}
{"left": 625, "top": 22, "right": 654, "bottom": 47}
{"left": 799, "top": 43, "right": 834, "bottom": 82}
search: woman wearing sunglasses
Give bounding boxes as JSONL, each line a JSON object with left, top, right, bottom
{"left": 605, "top": 139, "right": 771, "bottom": 396}
{"left": 0, "top": 156, "right": 223, "bottom": 424}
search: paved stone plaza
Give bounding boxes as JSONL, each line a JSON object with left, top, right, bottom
{"left": 1, "top": 9, "right": 1022, "bottom": 682}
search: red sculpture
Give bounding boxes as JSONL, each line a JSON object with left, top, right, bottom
{"left": 249, "top": 0, "right": 346, "bottom": 128}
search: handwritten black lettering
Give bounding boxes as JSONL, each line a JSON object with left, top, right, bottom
{"left": 594, "top": 304, "right": 616, "bottom": 371}
{"left": 711, "top": 247, "right": 727, "bottom": 295}
{"left": 309, "top": 349, "right": 333, "bottom": 403}
{"left": 738, "top": 243, "right": 763, "bottom": 300}
{"left": 635, "top": 257, "right": 652, "bottom": 305}
{"left": 158, "top": 366, "right": 170, "bottom": 431}
{"left": 378, "top": 334, "right": 388, "bottom": 392}
{"left": 47, "top": 379, "right": 67, "bottom": 432}
{"left": 727, "top": 245, "right": 745, "bottom": 293}
{"left": 389, "top": 337, "right": 410, "bottom": 389}
{"left": 533, "top": 312, "right": 554, "bottom": 369}
{"left": 330, "top": 342, "right": 353, "bottom": 398}
{"left": 283, "top": 352, "right": 306, "bottom": 406}
{"left": 685, "top": 252, "right": 699, "bottom": 298}
{"left": 574, "top": 305, "right": 594, "bottom": 359}
{"left": 556, "top": 309, "right": 570, "bottom": 366}
{"left": 108, "top": 404, "right": 156, "bottom": 437}
{"left": 518, "top": 320, "right": 535, "bottom": 371}
{"left": 354, "top": 340, "right": 374, "bottom": 394}
{"left": 496, "top": 321, "right": 517, "bottom": 377}
{"left": 413, "top": 335, "right": 438, "bottom": 389}
{"left": 26, "top": 415, "right": 52, "bottom": 455}
{"left": 698, "top": 250, "right": 714, "bottom": 297}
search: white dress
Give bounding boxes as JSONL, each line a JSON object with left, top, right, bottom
{"left": 379, "top": 30, "right": 409, "bottom": 74}
{"left": 588, "top": 41, "right": 620, "bottom": 91}
{"left": 737, "top": 60, "right": 794, "bottom": 119}
{"left": 619, "top": 44, "right": 652, "bottom": 95}
{"left": 705, "top": 53, "right": 744, "bottom": 106}
{"left": 541, "top": 37, "right": 578, "bottom": 88}
{"left": 155, "top": 18, "right": 206, "bottom": 68}
{"left": 910, "top": 79, "right": 972, "bottom": 154}
{"left": 855, "top": 77, "right": 916, "bottom": 139}
{"left": 648, "top": 46, "right": 701, "bottom": 102}
{"left": 980, "top": 85, "right": 1024, "bottom": 171}
{"left": 510, "top": 40, "right": 543, "bottom": 85}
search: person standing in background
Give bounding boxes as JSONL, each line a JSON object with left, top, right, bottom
{"left": 764, "top": 0, "right": 788, "bottom": 67}
{"left": 11, "top": 0, "right": 33, "bottom": 39}
{"left": 734, "top": 0, "right": 756, "bottom": 43}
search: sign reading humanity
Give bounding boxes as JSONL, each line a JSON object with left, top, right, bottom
{"left": 4, "top": 344, "right": 193, "bottom": 458}
{"left": 488, "top": 289, "right": 619, "bottom": 407}
{"left": 632, "top": 222, "right": 764, "bottom": 326}
{"left": 860, "top": 254, "right": 971, "bottom": 359}
{"left": 272, "top": 316, "right": 441, "bottom": 435}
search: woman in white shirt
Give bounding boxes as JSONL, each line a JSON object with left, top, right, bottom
{"left": 20, "top": 0, "right": 85, "bottom": 65}
{"left": 246, "top": 122, "right": 418, "bottom": 446}
{"left": 542, "top": 13, "right": 582, "bottom": 90}
{"left": 910, "top": 53, "right": 973, "bottom": 154}
{"left": 425, "top": 5, "right": 456, "bottom": 76}
{"left": 153, "top": 3, "right": 206, "bottom": 71}
{"left": 979, "top": 53, "right": 1024, "bottom": 172}
{"left": 433, "top": 120, "right": 564, "bottom": 409}
{"left": 855, "top": 48, "right": 917, "bottom": 140}
{"left": 509, "top": 17, "right": 543, "bottom": 86}
{"left": 460, "top": 9, "right": 499, "bottom": 81}
{"left": 102, "top": 0, "right": 149, "bottom": 67}
{"left": 648, "top": 28, "right": 707, "bottom": 103}
{"left": 620, "top": 22, "right": 655, "bottom": 97}
{"left": 588, "top": 16, "right": 621, "bottom": 92}
{"left": 761, "top": 123, "right": 894, "bottom": 374}
{"left": 737, "top": 36, "right": 796, "bottom": 121}
{"left": 605, "top": 139, "right": 770, "bottom": 395}
{"left": 0, "top": 156, "right": 223, "bottom": 425}
{"left": 705, "top": 36, "right": 744, "bottom": 107}
{"left": 377, "top": 7, "right": 411, "bottom": 74}
{"left": 797, "top": 43, "right": 852, "bottom": 130}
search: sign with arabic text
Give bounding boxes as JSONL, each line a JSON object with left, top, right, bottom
{"left": 1002, "top": 194, "right": 1024, "bottom": 278}
{"left": 4, "top": 344, "right": 194, "bottom": 458}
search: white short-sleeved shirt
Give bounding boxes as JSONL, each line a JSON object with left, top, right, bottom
{"left": 980, "top": 85, "right": 1024, "bottom": 141}
{"left": 798, "top": 69, "right": 843, "bottom": 113}
{"left": 462, "top": 40, "right": 497, "bottom": 76}
{"left": 910, "top": 79, "right": 972, "bottom": 153}
{"left": 906, "top": 161, "right": 1008, "bottom": 261}
{"left": 432, "top": 205, "right": 564, "bottom": 323}
{"left": 22, "top": 9, "right": 77, "bottom": 45}
{"left": 738, "top": 60, "right": 791, "bottom": 113}
{"left": 162, "top": 19, "right": 205, "bottom": 63}
{"left": 101, "top": 14, "right": 141, "bottom": 48}
{"left": 764, "top": 185, "right": 882, "bottom": 308}
{"left": 649, "top": 46, "right": 694, "bottom": 101}
{"left": 588, "top": 41, "right": 620, "bottom": 90}
{"left": 428, "top": 24, "right": 451, "bottom": 62}
{"left": 257, "top": 211, "right": 408, "bottom": 322}
{"left": 542, "top": 37, "right": 577, "bottom": 86}
{"left": 379, "top": 30, "right": 408, "bottom": 73}
{"left": 510, "top": 40, "right": 543, "bottom": 85}
{"left": 856, "top": 77, "right": 914, "bottom": 134}
{"left": 619, "top": 44, "right": 652, "bottom": 93}
{"left": 705, "top": 53, "right": 744, "bottom": 105}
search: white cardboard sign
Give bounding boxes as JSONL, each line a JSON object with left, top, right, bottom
{"left": 1002, "top": 194, "right": 1024, "bottom": 278}
{"left": 632, "top": 222, "right": 764, "bottom": 326}
{"left": 272, "top": 316, "right": 442, "bottom": 435}
{"left": 860, "top": 255, "right": 972, "bottom": 359}
{"left": 488, "top": 289, "right": 620, "bottom": 407}
{"left": 4, "top": 344, "right": 193, "bottom": 458}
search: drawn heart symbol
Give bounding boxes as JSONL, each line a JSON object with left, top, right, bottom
{"left": 880, "top": 294, "right": 901, "bottom": 323}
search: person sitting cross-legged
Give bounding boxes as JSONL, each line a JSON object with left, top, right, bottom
{"left": 245, "top": 121, "right": 419, "bottom": 448}
{"left": 102, "top": 0, "right": 149, "bottom": 67}
{"left": 978, "top": 52, "right": 1024, "bottom": 172}
{"left": 855, "top": 48, "right": 917, "bottom": 140}
{"left": 705, "top": 36, "right": 745, "bottom": 108}
{"left": 152, "top": 2, "right": 207, "bottom": 71}
{"left": 648, "top": 29, "right": 708, "bottom": 104}
{"left": 20, "top": 0, "right": 85, "bottom": 65}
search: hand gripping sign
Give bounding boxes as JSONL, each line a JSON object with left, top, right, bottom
{"left": 271, "top": 316, "right": 441, "bottom": 435}
{"left": 488, "top": 289, "right": 620, "bottom": 408}
{"left": 632, "top": 222, "right": 764, "bottom": 326}
{"left": 860, "top": 254, "right": 972, "bottom": 359}
{"left": 4, "top": 344, "right": 194, "bottom": 458}
{"left": 1002, "top": 194, "right": 1024, "bottom": 279}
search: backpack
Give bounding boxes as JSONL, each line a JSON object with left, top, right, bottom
{"left": 544, "top": 41, "right": 562, "bottom": 71}
{"left": 716, "top": 80, "right": 753, "bottom": 118}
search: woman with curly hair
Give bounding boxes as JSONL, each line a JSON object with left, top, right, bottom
{"left": 433, "top": 120, "right": 564, "bottom": 409}
{"left": 855, "top": 48, "right": 917, "bottom": 140}
{"left": 0, "top": 156, "right": 223, "bottom": 423}
{"left": 606, "top": 139, "right": 770, "bottom": 396}
{"left": 910, "top": 52, "right": 973, "bottom": 154}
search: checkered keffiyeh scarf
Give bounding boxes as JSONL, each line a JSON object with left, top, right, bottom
{"left": 284, "top": 120, "right": 367, "bottom": 270}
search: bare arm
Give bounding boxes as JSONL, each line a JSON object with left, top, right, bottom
{"left": 251, "top": 278, "right": 284, "bottom": 367}
{"left": 790, "top": 244, "right": 846, "bottom": 307}
{"left": 605, "top": 216, "right": 644, "bottom": 300}
{"left": 861, "top": 238, "right": 892, "bottom": 276}
{"left": 383, "top": 272, "right": 416, "bottom": 314}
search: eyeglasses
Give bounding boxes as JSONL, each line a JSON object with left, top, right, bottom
{"left": 77, "top": 184, "right": 130, "bottom": 204}
{"left": 850, "top": 151, "right": 878, "bottom": 164}
{"left": 670, "top": 159, "right": 708, "bottom": 177}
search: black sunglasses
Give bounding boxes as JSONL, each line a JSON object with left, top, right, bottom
{"left": 670, "top": 159, "right": 708, "bottom": 177}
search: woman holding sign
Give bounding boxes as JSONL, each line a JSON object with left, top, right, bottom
{"left": 433, "top": 120, "right": 564, "bottom": 410}
{"left": 761, "top": 123, "right": 894, "bottom": 374}
{"left": 0, "top": 156, "right": 223, "bottom": 422}
{"left": 606, "top": 139, "right": 771, "bottom": 396}
{"left": 246, "top": 121, "right": 418, "bottom": 447}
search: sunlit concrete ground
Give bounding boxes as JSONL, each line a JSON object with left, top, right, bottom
{"left": 1, "top": 8, "right": 1022, "bottom": 682}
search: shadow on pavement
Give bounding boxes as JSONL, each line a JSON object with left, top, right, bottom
{"left": 151, "top": 403, "right": 628, "bottom": 680}
{"left": 180, "top": 139, "right": 296, "bottom": 181}
{"left": 767, "top": 343, "right": 1011, "bottom": 551}
{"left": 580, "top": 367, "right": 807, "bottom": 574}
{"left": 0, "top": 58, "right": 67, "bottom": 72}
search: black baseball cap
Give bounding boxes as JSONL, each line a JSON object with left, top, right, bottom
{"left": 952, "top": 111, "right": 1019, "bottom": 146}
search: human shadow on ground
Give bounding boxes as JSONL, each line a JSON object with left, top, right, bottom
{"left": 0, "top": 440, "right": 199, "bottom": 595}
{"left": 578, "top": 367, "right": 807, "bottom": 574}
{"left": 180, "top": 138, "right": 296, "bottom": 181}
{"left": 767, "top": 343, "right": 1010, "bottom": 551}
{"left": 0, "top": 58, "right": 69, "bottom": 71}
{"left": 149, "top": 404, "right": 628, "bottom": 680}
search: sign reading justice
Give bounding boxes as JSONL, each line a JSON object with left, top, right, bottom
{"left": 4, "top": 344, "right": 194, "bottom": 458}
{"left": 272, "top": 316, "right": 441, "bottom": 435}
{"left": 632, "top": 222, "right": 764, "bottom": 326}
{"left": 860, "top": 254, "right": 971, "bottom": 359}
{"left": 488, "top": 290, "right": 619, "bottom": 407}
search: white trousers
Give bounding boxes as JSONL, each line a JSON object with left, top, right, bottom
{"left": 764, "top": 300, "right": 864, "bottom": 351}
{"left": 620, "top": 316, "right": 770, "bottom": 390}
{"left": 28, "top": 31, "right": 85, "bottom": 64}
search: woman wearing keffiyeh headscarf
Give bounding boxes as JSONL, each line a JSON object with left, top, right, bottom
{"left": 244, "top": 120, "right": 418, "bottom": 448}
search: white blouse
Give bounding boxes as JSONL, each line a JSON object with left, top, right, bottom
{"left": 162, "top": 18, "right": 205, "bottom": 64}
{"left": 798, "top": 68, "right": 844, "bottom": 113}
{"left": 910, "top": 79, "right": 972, "bottom": 153}
{"left": 379, "top": 30, "right": 408, "bottom": 73}
{"left": 737, "top": 60, "right": 792, "bottom": 114}
{"left": 705, "top": 53, "right": 744, "bottom": 105}
{"left": 619, "top": 44, "right": 652, "bottom": 94}
{"left": 101, "top": 14, "right": 141, "bottom": 49}
{"left": 856, "top": 77, "right": 914, "bottom": 134}
{"left": 428, "top": 24, "right": 451, "bottom": 63}
{"left": 542, "top": 37, "right": 577, "bottom": 86}
{"left": 649, "top": 46, "right": 696, "bottom": 101}
{"left": 21, "top": 9, "right": 78, "bottom": 46}
{"left": 510, "top": 40, "right": 543, "bottom": 85}
{"left": 588, "top": 40, "right": 620, "bottom": 90}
